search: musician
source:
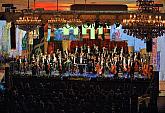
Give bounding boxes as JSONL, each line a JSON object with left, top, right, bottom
{"left": 74, "top": 46, "right": 79, "bottom": 53}
{"left": 79, "top": 52, "right": 84, "bottom": 74}
{"left": 110, "top": 62, "right": 117, "bottom": 76}
{"left": 87, "top": 55, "right": 92, "bottom": 73}
{"left": 95, "top": 62, "right": 102, "bottom": 76}
{"left": 53, "top": 53, "right": 57, "bottom": 71}
{"left": 102, "top": 47, "right": 106, "bottom": 54}
{"left": 127, "top": 56, "right": 131, "bottom": 75}
{"left": 83, "top": 44, "right": 87, "bottom": 52}
{"left": 95, "top": 46, "right": 99, "bottom": 55}
{"left": 142, "top": 62, "right": 149, "bottom": 77}
{"left": 36, "top": 55, "right": 41, "bottom": 76}
{"left": 80, "top": 46, "right": 83, "bottom": 53}
{"left": 40, "top": 55, "right": 45, "bottom": 71}
{"left": 64, "top": 56, "right": 72, "bottom": 72}
{"left": 44, "top": 56, "right": 50, "bottom": 75}
{"left": 31, "top": 56, "right": 37, "bottom": 75}
{"left": 104, "top": 59, "right": 110, "bottom": 76}
{"left": 148, "top": 65, "right": 153, "bottom": 79}
{"left": 23, "top": 56, "right": 28, "bottom": 74}
{"left": 115, "top": 59, "right": 121, "bottom": 78}
{"left": 58, "top": 51, "right": 63, "bottom": 75}
{"left": 79, "top": 52, "right": 84, "bottom": 64}
{"left": 113, "top": 45, "right": 117, "bottom": 53}
{"left": 17, "top": 56, "right": 22, "bottom": 73}
{"left": 134, "top": 60, "right": 139, "bottom": 72}
{"left": 87, "top": 46, "right": 90, "bottom": 54}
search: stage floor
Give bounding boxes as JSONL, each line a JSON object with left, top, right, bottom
{"left": 13, "top": 70, "right": 146, "bottom": 79}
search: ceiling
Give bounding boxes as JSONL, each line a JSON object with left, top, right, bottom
{"left": 0, "top": 0, "right": 164, "bottom": 11}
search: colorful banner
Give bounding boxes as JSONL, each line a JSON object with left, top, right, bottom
{"left": 152, "top": 38, "right": 157, "bottom": 70}
{"left": 54, "top": 28, "right": 63, "bottom": 41}
{"left": 0, "top": 21, "right": 6, "bottom": 51}
{"left": 47, "top": 28, "right": 51, "bottom": 41}
{"left": 28, "top": 31, "right": 34, "bottom": 45}
{"left": 0, "top": 21, "right": 11, "bottom": 53}
{"left": 22, "top": 33, "right": 28, "bottom": 50}
{"left": 157, "top": 51, "right": 160, "bottom": 71}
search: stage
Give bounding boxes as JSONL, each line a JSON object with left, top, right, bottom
{"left": 12, "top": 69, "right": 147, "bottom": 79}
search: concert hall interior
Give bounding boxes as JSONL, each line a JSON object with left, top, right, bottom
{"left": 0, "top": 0, "right": 165, "bottom": 113}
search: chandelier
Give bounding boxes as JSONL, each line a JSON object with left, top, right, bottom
{"left": 67, "top": 18, "right": 82, "bottom": 28}
{"left": 16, "top": 16, "right": 41, "bottom": 31}
{"left": 16, "top": 16, "right": 41, "bottom": 25}
{"left": 48, "top": 16, "right": 67, "bottom": 27}
{"left": 122, "top": 0, "right": 165, "bottom": 40}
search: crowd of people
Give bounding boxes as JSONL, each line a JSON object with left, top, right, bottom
{"left": 2, "top": 43, "right": 154, "bottom": 113}
{"left": 11, "top": 44, "right": 153, "bottom": 78}
{"left": 5, "top": 76, "right": 151, "bottom": 113}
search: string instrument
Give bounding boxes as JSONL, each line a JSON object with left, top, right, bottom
{"left": 127, "top": 65, "right": 131, "bottom": 73}
{"left": 95, "top": 63, "right": 102, "bottom": 75}
{"left": 148, "top": 65, "right": 153, "bottom": 78}
{"left": 99, "top": 66, "right": 103, "bottom": 75}
{"left": 111, "top": 64, "right": 117, "bottom": 74}
{"left": 72, "top": 64, "right": 78, "bottom": 73}
{"left": 59, "top": 64, "right": 62, "bottom": 71}
{"left": 47, "top": 63, "right": 51, "bottom": 71}
{"left": 47, "top": 59, "right": 51, "bottom": 71}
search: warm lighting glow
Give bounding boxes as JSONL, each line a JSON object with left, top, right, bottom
{"left": 134, "top": 15, "right": 136, "bottom": 18}
{"left": 67, "top": 18, "right": 82, "bottom": 27}
{"left": 122, "top": 0, "right": 165, "bottom": 39}
{"left": 16, "top": 16, "right": 41, "bottom": 25}
{"left": 34, "top": 2, "right": 70, "bottom": 10}
{"left": 156, "top": 16, "right": 158, "bottom": 19}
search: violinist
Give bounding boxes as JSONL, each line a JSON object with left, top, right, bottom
{"left": 148, "top": 65, "right": 153, "bottom": 79}
{"left": 95, "top": 62, "right": 102, "bottom": 76}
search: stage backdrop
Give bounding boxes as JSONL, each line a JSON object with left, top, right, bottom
{"left": 157, "top": 35, "right": 165, "bottom": 81}
{"left": 0, "top": 21, "right": 11, "bottom": 54}
{"left": 110, "top": 24, "right": 146, "bottom": 52}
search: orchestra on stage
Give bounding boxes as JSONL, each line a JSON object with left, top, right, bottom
{"left": 14, "top": 44, "right": 153, "bottom": 78}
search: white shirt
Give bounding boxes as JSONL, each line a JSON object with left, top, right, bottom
{"left": 88, "top": 47, "right": 90, "bottom": 54}
{"left": 19, "top": 59, "right": 22, "bottom": 63}
{"left": 75, "top": 47, "right": 78, "bottom": 53}
{"left": 80, "top": 56, "right": 82, "bottom": 64}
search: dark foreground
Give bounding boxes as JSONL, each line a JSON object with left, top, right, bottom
{"left": 0, "top": 74, "right": 158, "bottom": 113}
